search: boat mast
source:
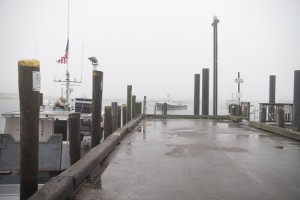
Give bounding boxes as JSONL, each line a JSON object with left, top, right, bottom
{"left": 54, "top": 0, "right": 81, "bottom": 110}
{"left": 66, "top": 0, "right": 70, "bottom": 103}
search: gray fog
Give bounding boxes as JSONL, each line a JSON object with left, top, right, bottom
{"left": 0, "top": 0, "right": 299, "bottom": 102}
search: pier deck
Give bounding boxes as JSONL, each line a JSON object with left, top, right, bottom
{"left": 75, "top": 119, "right": 300, "bottom": 200}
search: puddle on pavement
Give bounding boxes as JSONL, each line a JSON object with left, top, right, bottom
{"left": 275, "top": 145, "right": 284, "bottom": 149}
{"left": 165, "top": 144, "right": 248, "bottom": 157}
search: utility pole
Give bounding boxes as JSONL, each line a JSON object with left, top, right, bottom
{"left": 212, "top": 16, "right": 219, "bottom": 116}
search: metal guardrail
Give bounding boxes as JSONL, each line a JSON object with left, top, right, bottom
{"left": 259, "top": 103, "right": 293, "bottom": 123}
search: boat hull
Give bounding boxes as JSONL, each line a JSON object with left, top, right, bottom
{"left": 156, "top": 102, "right": 188, "bottom": 110}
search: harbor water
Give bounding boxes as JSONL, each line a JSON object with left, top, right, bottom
{"left": 0, "top": 96, "right": 234, "bottom": 132}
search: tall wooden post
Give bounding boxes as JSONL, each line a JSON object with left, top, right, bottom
{"left": 104, "top": 106, "right": 112, "bottom": 139}
{"left": 91, "top": 70, "right": 103, "bottom": 148}
{"left": 69, "top": 112, "right": 81, "bottom": 165}
{"left": 136, "top": 102, "right": 142, "bottom": 115}
{"left": 132, "top": 95, "right": 136, "bottom": 118}
{"left": 269, "top": 75, "right": 276, "bottom": 121}
{"left": 143, "top": 96, "right": 147, "bottom": 116}
{"left": 269, "top": 75, "right": 276, "bottom": 104}
{"left": 277, "top": 108, "right": 284, "bottom": 128}
{"left": 118, "top": 106, "right": 121, "bottom": 128}
{"left": 194, "top": 74, "right": 200, "bottom": 115}
{"left": 202, "top": 68, "right": 209, "bottom": 115}
{"left": 260, "top": 107, "right": 266, "bottom": 123}
{"left": 111, "top": 102, "right": 118, "bottom": 133}
{"left": 212, "top": 16, "right": 219, "bottom": 116}
{"left": 127, "top": 85, "right": 132, "bottom": 122}
{"left": 163, "top": 103, "right": 167, "bottom": 115}
{"left": 18, "top": 59, "right": 40, "bottom": 200}
{"left": 122, "top": 104, "right": 127, "bottom": 126}
{"left": 293, "top": 70, "right": 300, "bottom": 128}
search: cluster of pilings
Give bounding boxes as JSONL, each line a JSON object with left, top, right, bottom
{"left": 193, "top": 68, "right": 210, "bottom": 115}
{"left": 258, "top": 71, "right": 300, "bottom": 131}
{"left": 102, "top": 86, "right": 145, "bottom": 140}
{"left": 17, "top": 59, "right": 147, "bottom": 199}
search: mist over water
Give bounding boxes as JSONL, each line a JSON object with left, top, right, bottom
{"left": 0, "top": 96, "right": 234, "bottom": 132}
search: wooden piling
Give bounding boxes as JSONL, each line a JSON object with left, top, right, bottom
{"left": 293, "top": 70, "right": 300, "bottom": 127}
{"left": 269, "top": 75, "right": 276, "bottom": 104}
{"left": 194, "top": 74, "right": 200, "bottom": 115}
{"left": 104, "top": 106, "right": 112, "bottom": 139}
{"left": 127, "top": 85, "right": 132, "bottom": 122}
{"left": 39, "top": 93, "right": 43, "bottom": 107}
{"left": 260, "top": 107, "right": 266, "bottom": 123}
{"left": 111, "top": 102, "right": 118, "bottom": 132}
{"left": 18, "top": 59, "right": 40, "bottom": 200}
{"left": 69, "top": 112, "right": 81, "bottom": 165}
{"left": 118, "top": 106, "right": 121, "bottom": 128}
{"left": 122, "top": 104, "right": 127, "bottom": 126}
{"left": 132, "top": 95, "right": 136, "bottom": 118}
{"left": 91, "top": 70, "right": 103, "bottom": 148}
{"left": 143, "top": 96, "right": 146, "bottom": 115}
{"left": 277, "top": 108, "right": 284, "bottom": 128}
{"left": 136, "top": 102, "right": 142, "bottom": 115}
{"left": 202, "top": 68, "right": 209, "bottom": 115}
{"left": 269, "top": 75, "right": 276, "bottom": 121}
{"left": 163, "top": 103, "right": 167, "bottom": 115}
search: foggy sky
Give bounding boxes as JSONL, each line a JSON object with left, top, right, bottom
{"left": 0, "top": 0, "right": 299, "bottom": 103}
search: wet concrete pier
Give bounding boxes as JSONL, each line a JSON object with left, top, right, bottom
{"left": 75, "top": 119, "right": 300, "bottom": 200}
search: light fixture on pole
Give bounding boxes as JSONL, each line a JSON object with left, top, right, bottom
{"left": 88, "top": 57, "right": 99, "bottom": 70}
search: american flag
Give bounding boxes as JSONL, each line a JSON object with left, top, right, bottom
{"left": 56, "top": 39, "right": 69, "bottom": 64}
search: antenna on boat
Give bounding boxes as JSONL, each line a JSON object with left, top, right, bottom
{"left": 80, "top": 43, "right": 84, "bottom": 82}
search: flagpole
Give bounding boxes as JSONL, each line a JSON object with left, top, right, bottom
{"left": 66, "top": 0, "right": 70, "bottom": 107}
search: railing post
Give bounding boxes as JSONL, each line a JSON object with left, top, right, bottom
{"left": 69, "top": 112, "right": 81, "bottom": 165}
{"left": 18, "top": 59, "right": 40, "bottom": 200}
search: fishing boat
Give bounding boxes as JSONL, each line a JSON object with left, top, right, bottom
{"left": 155, "top": 95, "right": 188, "bottom": 110}
{"left": 0, "top": 1, "right": 96, "bottom": 186}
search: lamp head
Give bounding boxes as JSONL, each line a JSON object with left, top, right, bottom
{"left": 88, "top": 57, "right": 99, "bottom": 70}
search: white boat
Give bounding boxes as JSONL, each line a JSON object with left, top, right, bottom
{"left": 155, "top": 95, "right": 188, "bottom": 110}
{"left": 0, "top": 98, "right": 95, "bottom": 181}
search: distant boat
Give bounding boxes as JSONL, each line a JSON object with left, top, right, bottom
{"left": 155, "top": 95, "right": 188, "bottom": 110}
